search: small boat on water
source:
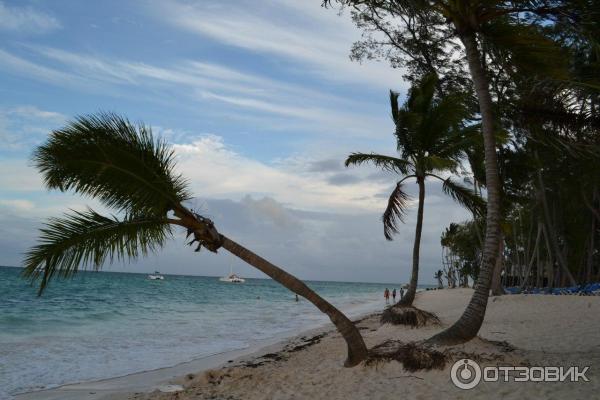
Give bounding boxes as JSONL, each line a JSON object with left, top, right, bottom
{"left": 148, "top": 271, "right": 164, "bottom": 280}
{"left": 220, "top": 265, "right": 245, "bottom": 283}
{"left": 219, "top": 273, "right": 245, "bottom": 283}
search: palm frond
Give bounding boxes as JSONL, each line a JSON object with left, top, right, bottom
{"left": 441, "top": 178, "right": 487, "bottom": 217}
{"left": 32, "top": 113, "right": 190, "bottom": 216}
{"left": 345, "top": 153, "right": 413, "bottom": 174}
{"left": 22, "top": 208, "right": 171, "bottom": 295}
{"left": 421, "top": 92, "right": 470, "bottom": 143}
{"left": 406, "top": 73, "right": 437, "bottom": 115}
{"left": 394, "top": 112, "right": 418, "bottom": 157}
{"left": 483, "top": 18, "right": 569, "bottom": 81}
{"left": 423, "top": 155, "right": 459, "bottom": 174}
{"left": 382, "top": 182, "right": 410, "bottom": 240}
{"left": 394, "top": 74, "right": 438, "bottom": 157}
{"left": 392, "top": 72, "right": 472, "bottom": 163}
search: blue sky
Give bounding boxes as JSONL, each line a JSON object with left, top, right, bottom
{"left": 0, "top": 0, "right": 470, "bottom": 284}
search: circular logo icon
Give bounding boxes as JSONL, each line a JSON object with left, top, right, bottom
{"left": 450, "top": 359, "right": 482, "bottom": 390}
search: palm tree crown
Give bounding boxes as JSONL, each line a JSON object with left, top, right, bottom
{"left": 25, "top": 114, "right": 190, "bottom": 294}
{"left": 346, "top": 73, "right": 484, "bottom": 240}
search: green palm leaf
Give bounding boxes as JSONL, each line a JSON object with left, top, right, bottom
{"left": 345, "top": 153, "right": 413, "bottom": 174}
{"left": 441, "top": 178, "right": 487, "bottom": 217}
{"left": 22, "top": 208, "right": 171, "bottom": 295}
{"left": 32, "top": 113, "right": 190, "bottom": 216}
{"left": 382, "top": 182, "right": 410, "bottom": 240}
{"left": 420, "top": 92, "right": 470, "bottom": 152}
{"left": 423, "top": 155, "right": 459, "bottom": 174}
{"left": 483, "top": 17, "right": 569, "bottom": 81}
{"left": 405, "top": 72, "right": 437, "bottom": 115}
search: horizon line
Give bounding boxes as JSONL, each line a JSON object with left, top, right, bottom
{"left": 0, "top": 265, "right": 435, "bottom": 287}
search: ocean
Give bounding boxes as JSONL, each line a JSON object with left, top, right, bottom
{"left": 0, "top": 266, "right": 417, "bottom": 398}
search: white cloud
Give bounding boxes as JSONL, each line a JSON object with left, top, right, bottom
{"left": 0, "top": 2, "right": 60, "bottom": 33}
{"left": 147, "top": 0, "right": 407, "bottom": 90}
{"left": 0, "top": 49, "right": 82, "bottom": 86}
{"left": 8, "top": 105, "right": 65, "bottom": 121}
{"left": 32, "top": 46, "right": 139, "bottom": 84}
{"left": 199, "top": 90, "right": 321, "bottom": 119}
{"left": 172, "top": 134, "right": 390, "bottom": 212}
{"left": 25, "top": 45, "right": 379, "bottom": 104}
{"left": 0, "top": 199, "right": 35, "bottom": 211}
{"left": 0, "top": 46, "right": 391, "bottom": 139}
{"left": 0, "top": 105, "right": 66, "bottom": 150}
{"left": 0, "top": 132, "right": 387, "bottom": 213}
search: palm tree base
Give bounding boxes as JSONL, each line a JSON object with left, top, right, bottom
{"left": 396, "top": 293, "right": 415, "bottom": 307}
{"left": 366, "top": 340, "right": 447, "bottom": 371}
{"left": 344, "top": 345, "right": 369, "bottom": 367}
{"left": 381, "top": 305, "right": 440, "bottom": 328}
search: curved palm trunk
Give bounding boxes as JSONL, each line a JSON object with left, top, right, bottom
{"left": 398, "top": 176, "right": 425, "bottom": 306}
{"left": 220, "top": 235, "right": 368, "bottom": 366}
{"left": 428, "top": 32, "right": 502, "bottom": 344}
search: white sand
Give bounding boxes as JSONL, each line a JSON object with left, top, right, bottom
{"left": 20, "top": 289, "right": 600, "bottom": 400}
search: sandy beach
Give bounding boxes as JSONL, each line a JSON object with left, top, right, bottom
{"left": 19, "top": 288, "right": 600, "bottom": 400}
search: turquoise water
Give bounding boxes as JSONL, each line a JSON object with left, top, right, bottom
{"left": 0, "top": 266, "right": 410, "bottom": 398}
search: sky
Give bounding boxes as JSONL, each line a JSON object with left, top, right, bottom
{"left": 0, "top": 0, "right": 471, "bottom": 284}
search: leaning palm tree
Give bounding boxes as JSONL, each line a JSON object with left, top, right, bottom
{"left": 22, "top": 113, "right": 367, "bottom": 367}
{"left": 346, "top": 74, "right": 485, "bottom": 308}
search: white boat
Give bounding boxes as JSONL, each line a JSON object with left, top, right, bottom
{"left": 148, "top": 271, "right": 164, "bottom": 280}
{"left": 220, "top": 265, "right": 245, "bottom": 283}
{"left": 220, "top": 274, "right": 245, "bottom": 283}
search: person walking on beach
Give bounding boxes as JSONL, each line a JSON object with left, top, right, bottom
{"left": 400, "top": 287, "right": 404, "bottom": 300}
{"left": 384, "top": 288, "right": 390, "bottom": 303}
{"left": 392, "top": 288, "right": 397, "bottom": 302}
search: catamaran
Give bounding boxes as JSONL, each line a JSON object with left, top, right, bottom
{"left": 148, "top": 271, "right": 164, "bottom": 280}
{"left": 220, "top": 265, "right": 245, "bottom": 283}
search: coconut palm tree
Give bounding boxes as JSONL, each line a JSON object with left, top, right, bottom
{"left": 326, "top": 0, "right": 574, "bottom": 345}
{"left": 345, "top": 74, "right": 485, "bottom": 307}
{"left": 22, "top": 113, "right": 367, "bottom": 367}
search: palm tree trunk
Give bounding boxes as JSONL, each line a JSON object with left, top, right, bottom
{"left": 541, "top": 222, "right": 555, "bottom": 288}
{"left": 535, "top": 154, "right": 576, "bottom": 286}
{"left": 220, "top": 235, "right": 368, "bottom": 366}
{"left": 398, "top": 176, "right": 425, "bottom": 306}
{"left": 535, "top": 238, "right": 544, "bottom": 288}
{"left": 587, "top": 215, "right": 595, "bottom": 283}
{"left": 518, "top": 223, "right": 542, "bottom": 290}
{"left": 428, "top": 32, "right": 501, "bottom": 344}
{"left": 490, "top": 232, "right": 505, "bottom": 295}
{"left": 176, "top": 208, "right": 368, "bottom": 366}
